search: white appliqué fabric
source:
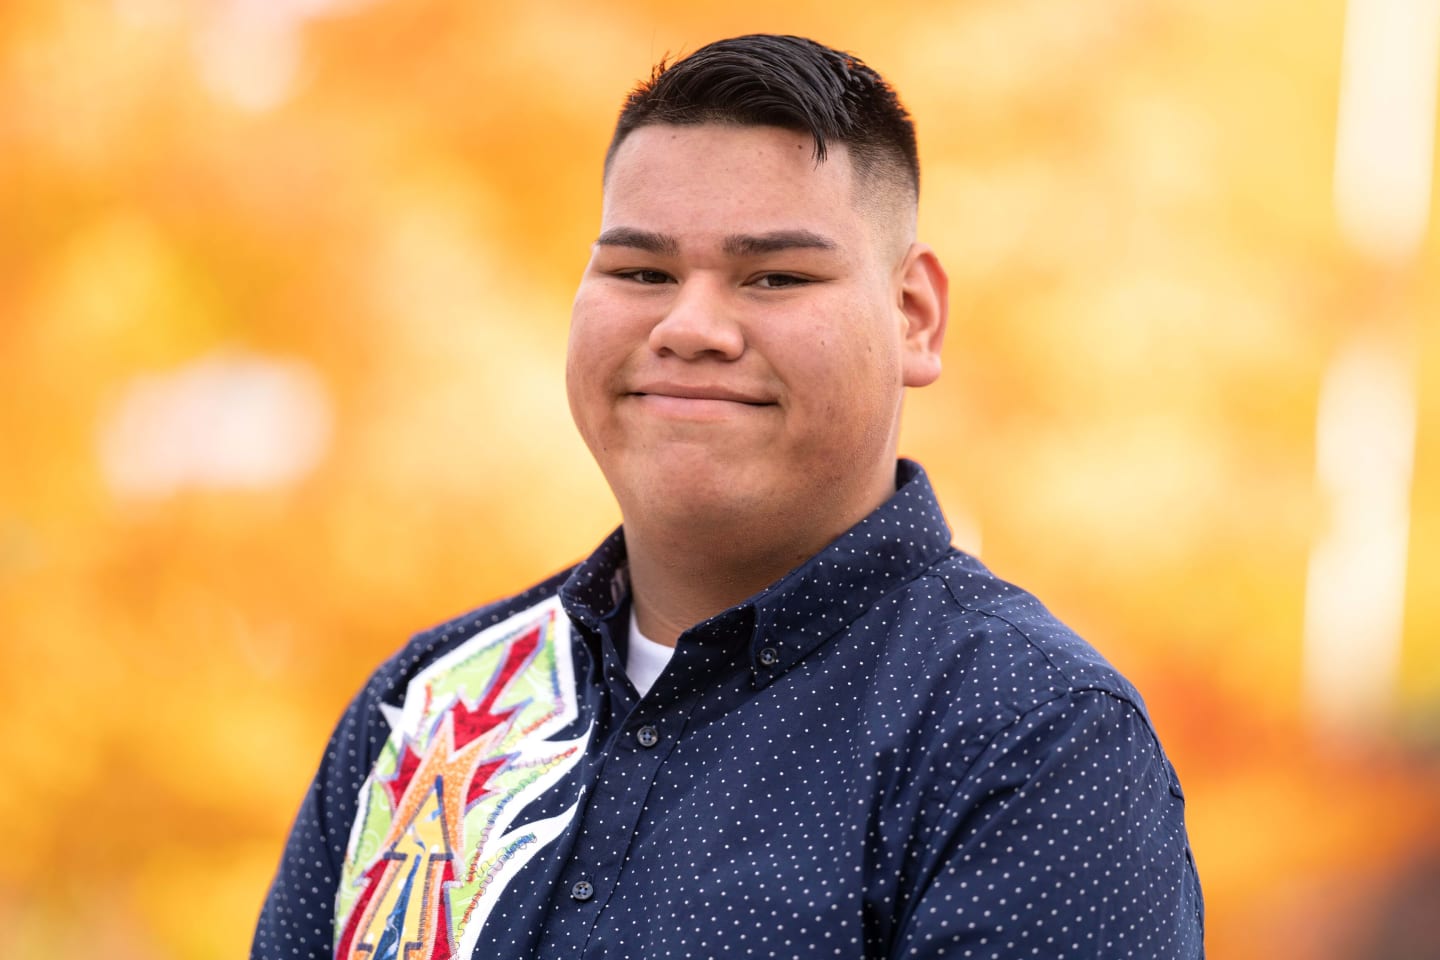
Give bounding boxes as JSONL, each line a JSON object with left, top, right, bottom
{"left": 334, "top": 597, "right": 591, "bottom": 960}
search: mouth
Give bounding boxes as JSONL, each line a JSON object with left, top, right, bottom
{"left": 628, "top": 383, "right": 776, "bottom": 406}
{"left": 626, "top": 382, "right": 777, "bottom": 418}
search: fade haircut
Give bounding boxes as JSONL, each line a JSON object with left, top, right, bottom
{"left": 605, "top": 34, "right": 919, "bottom": 200}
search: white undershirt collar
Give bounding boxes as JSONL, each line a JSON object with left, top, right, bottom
{"left": 626, "top": 607, "right": 675, "bottom": 697}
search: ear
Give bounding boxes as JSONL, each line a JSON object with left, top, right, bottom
{"left": 895, "top": 243, "right": 948, "bottom": 387}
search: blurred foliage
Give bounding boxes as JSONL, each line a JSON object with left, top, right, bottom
{"left": 1, "top": 1, "right": 1437, "bottom": 958}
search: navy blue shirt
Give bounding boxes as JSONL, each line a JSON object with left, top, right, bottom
{"left": 253, "top": 460, "right": 1204, "bottom": 959}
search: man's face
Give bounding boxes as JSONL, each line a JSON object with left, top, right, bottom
{"left": 567, "top": 123, "right": 941, "bottom": 548}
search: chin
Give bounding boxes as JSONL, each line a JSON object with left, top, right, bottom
{"left": 617, "top": 457, "right": 775, "bottom": 528}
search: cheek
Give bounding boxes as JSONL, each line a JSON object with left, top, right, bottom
{"left": 785, "top": 317, "right": 901, "bottom": 405}
{"left": 567, "top": 288, "right": 644, "bottom": 441}
{"left": 795, "top": 340, "right": 904, "bottom": 453}
{"left": 566, "top": 304, "right": 608, "bottom": 425}
{"left": 569, "top": 288, "right": 618, "bottom": 366}
{"left": 569, "top": 285, "right": 645, "bottom": 366}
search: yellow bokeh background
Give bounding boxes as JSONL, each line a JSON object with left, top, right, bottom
{"left": 2, "top": 1, "right": 1438, "bottom": 957}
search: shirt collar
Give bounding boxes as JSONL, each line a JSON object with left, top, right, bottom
{"left": 559, "top": 459, "right": 954, "bottom": 685}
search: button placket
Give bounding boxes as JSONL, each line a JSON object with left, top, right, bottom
{"left": 549, "top": 690, "right": 702, "bottom": 955}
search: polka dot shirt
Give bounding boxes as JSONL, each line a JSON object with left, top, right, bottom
{"left": 252, "top": 460, "right": 1204, "bottom": 959}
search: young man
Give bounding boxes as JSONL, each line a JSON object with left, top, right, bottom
{"left": 254, "top": 35, "right": 1204, "bottom": 960}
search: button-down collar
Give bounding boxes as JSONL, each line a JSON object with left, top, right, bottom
{"left": 558, "top": 460, "right": 954, "bottom": 688}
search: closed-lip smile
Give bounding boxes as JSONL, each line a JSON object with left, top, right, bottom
{"left": 629, "top": 381, "right": 775, "bottom": 406}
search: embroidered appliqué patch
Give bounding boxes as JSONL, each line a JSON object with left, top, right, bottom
{"left": 335, "top": 597, "right": 590, "bottom": 959}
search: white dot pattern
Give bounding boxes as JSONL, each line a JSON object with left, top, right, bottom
{"left": 252, "top": 460, "right": 1204, "bottom": 959}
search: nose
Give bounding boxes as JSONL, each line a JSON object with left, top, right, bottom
{"left": 647, "top": 278, "right": 745, "bottom": 361}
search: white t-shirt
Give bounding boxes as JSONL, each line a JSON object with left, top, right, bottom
{"left": 626, "top": 608, "right": 675, "bottom": 697}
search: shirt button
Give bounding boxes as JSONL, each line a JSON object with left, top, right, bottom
{"left": 571, "top": 879, "right": 595, "bottom": 902}
{"left": 758, "top": 646, "right": 780, "bottom": 667}
{"left": 635, "top": 724, "right": 660, "bottom": 748}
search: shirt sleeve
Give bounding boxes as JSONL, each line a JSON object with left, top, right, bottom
{"left": 894, "top": 689, "right": 1205, "bottom": 960}
{"left": 251, "top": 685, "right": 381, "bottom": 960}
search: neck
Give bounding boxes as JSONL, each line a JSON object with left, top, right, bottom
{"left": 616, "top": 458, "right": 902, "bottom": 646}
{"left": 622, "top": 521, "right": 818, "bottom": 647}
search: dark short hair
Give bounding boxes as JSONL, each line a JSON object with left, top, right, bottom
{"left": 605, "top": 34, "right": 919, "bottom": 198}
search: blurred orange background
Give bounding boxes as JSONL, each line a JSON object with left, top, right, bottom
{"left": 2, "top": 1, "right": 1438, "bottom": 957}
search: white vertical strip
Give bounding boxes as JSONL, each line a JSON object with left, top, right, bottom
{"left": 1307, "top": 0, "right": 1436, "bottom": 729}
{"left": 1333, "top": 0, "right": 1440, "bottom": 262}
{"left": 1303, "top": 335, "right": 1417, "bottom": 727}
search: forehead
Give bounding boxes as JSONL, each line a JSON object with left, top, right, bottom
{"left": 601, "top": 124, "right": 864, "bottom": 234}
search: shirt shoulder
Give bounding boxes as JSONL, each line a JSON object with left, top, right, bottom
{"left": 886, "top": 547, "right": 1151, "bottom": 729}
{"left": 858, "top": 547, "right": 1190, "bottom": 819}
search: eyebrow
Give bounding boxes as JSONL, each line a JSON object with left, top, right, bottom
{"left": 595, "top": 227, "right": 679, "bottom": 256}
{"left": 594, "top": 227, "right": 837, "bottom": 258}
{"left": 723, "top": 230, "right": 836, "bottom": 256}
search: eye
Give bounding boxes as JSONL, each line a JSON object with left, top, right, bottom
{"left": 615, "top": 269, "right": 674, "bottom": 285}
{"left": 753, "top": 273, "right": 812, "bottom": 289}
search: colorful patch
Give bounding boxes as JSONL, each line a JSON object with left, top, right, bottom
{"left": 335, "top": 597, "right": 590, "bottom": 960}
